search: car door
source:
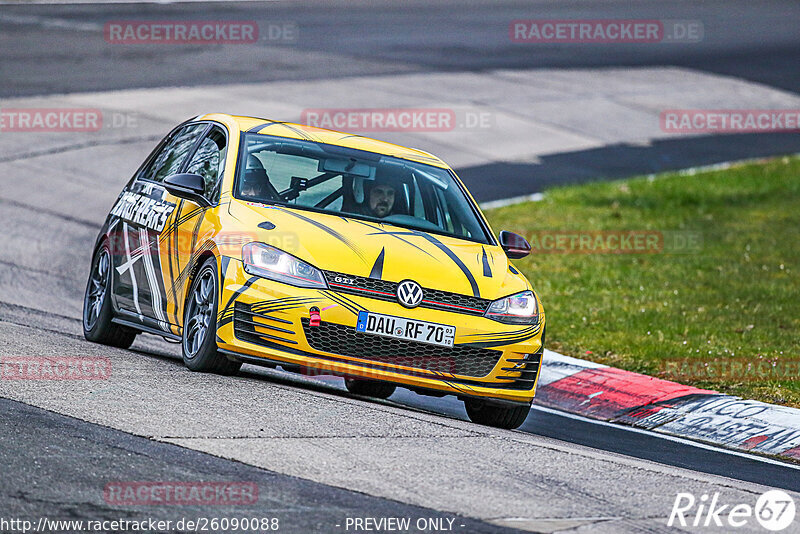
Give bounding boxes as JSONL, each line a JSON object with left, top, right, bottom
{"left": 110, "top": 123, "right": 207, "bottom": 330}
{"left": 160, "top": 125, "right": 228, "bottom": 333}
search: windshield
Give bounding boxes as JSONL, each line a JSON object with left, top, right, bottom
{"left": 234, "top": 134, "right": 493, "bottom": 245}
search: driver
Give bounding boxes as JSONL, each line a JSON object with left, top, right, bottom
{"left": 241, "top": 155, "right": 270, "bottom": 198}
{"left": 359, "top": 169, "right": 403, "bottom": 218}
{"left": 365, "top": 180, "right": 396, "bottom": 218}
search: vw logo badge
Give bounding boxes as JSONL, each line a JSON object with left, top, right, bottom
{"left": 396, "top": 280, "right": 424, "bottom": 308}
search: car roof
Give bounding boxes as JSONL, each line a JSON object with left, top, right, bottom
{"left": 197, "top": 113, "right": 450, "bottom": 169}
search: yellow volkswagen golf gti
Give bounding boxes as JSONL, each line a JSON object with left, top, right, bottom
{"left": 83, "top": 113, "right": 545, "bottom": 429}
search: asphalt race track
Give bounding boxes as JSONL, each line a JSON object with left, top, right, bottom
{"left": 1, "top": 0, "right": 800, "bottom": 197}
{"left": 1, "top": 1, "right": 800, "bottom": 533}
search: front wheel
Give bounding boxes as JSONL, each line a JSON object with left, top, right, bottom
{"left": 344, "top": 378, "right": 396, "bottom": 399}
{"left": 83, "top": 242, "right": 137, "bottom": 349}
{"left": 464, "top": 398, "right": 530, "bottom": 429}
{"left": 182, "top": 258, "right": 241, "bottom": 375}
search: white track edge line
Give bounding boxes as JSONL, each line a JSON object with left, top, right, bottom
{"left": 531, "top": 404, "right": 800, "bottom": 472}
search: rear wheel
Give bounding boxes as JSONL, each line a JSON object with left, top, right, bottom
{"left": 464, "top": 398, "right": 530, "bottom": 429}
{"left": 344, "top": 378, "right": 396, "bottom": 399}
{"left": 83, "top": 242, "right": 137, "bottom": 349}
{"left": 182, "top": 258, "right": 241, "bottom": 375}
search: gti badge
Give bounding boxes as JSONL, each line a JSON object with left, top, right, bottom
{"left": 396, "top": 280, "right": 424, "bottom": 308}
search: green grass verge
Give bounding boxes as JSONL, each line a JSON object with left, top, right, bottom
{"left": 484, "top": 156, "right": 800, "bottom": 407}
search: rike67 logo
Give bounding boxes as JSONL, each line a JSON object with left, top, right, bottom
{"left": 669, "top": 490, "right": 796, "bottom": 531}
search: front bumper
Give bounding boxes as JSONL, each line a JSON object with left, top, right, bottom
{"left": 216, "top": 259, "right": 544, "bottom": 404}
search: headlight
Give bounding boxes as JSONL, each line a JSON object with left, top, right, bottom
{"left": 242, "top": 242, "right": 327, "bottom": 289}
{"left": 484, "top": 290, "right": 539, "bottom": 324}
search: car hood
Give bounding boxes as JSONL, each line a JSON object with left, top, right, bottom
{"left": 227, "top": 200, "right": 530, "bottom": 300}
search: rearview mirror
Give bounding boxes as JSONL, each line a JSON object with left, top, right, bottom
{"left": 499, "top": 231, "right": 531, "bottom": 259}
{"left": 163, "top": 173, "right": 210, "bottom": 207}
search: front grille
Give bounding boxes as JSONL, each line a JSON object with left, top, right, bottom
{"left": 323, "top": 271, "right": 491, "bottom": 315}
{"left": 233, "top": 302, "right": 298, "bottom": 347}
{"left": 302, "top": 319, "right": 502, "bottom": 378}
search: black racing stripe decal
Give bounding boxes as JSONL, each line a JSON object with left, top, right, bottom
{"left": 464, "top": 326, "right": 538, "bottom": 339}
{"left": 349, "top": 219, "right": 437, "bottom": 260}
{"left": 220, "top": 296, "right": 321, "bottom": 327}
{"left": 217, "top": 276, "right": 259, "bottom": 321}
{"left": 251, "top": 297, "right": 320, "bottom": 314}
{"left": 220, "top": 256, "right": 231, "bottom": 287}
{"left": 166, "top": 199, "right": 182, "bottom": 324}
{"left": 407, "top": 230, "right": 481, "bottom": 298}
{"left": 276, "top": 122, "right": 315, "bottom": 141}
{"left": 327, "top": 291, "right": 366, "bottom": 312}
{"left": 331, "top": 134, "right": 442, "bottom": 165}
{"left": 321, "top": 294, "right": 357, "bottom": 315}
{"left": 324, "top": 294, "right": 361, "bottom": 316}
{"left": 247, "top": 121, "right": 276, "bottom": 133}
{"left": 220, "top": 296, "right": 320, "bottom": 318}
{"left": 369, "top": 248, "right": 385, "bottom": 279}
{"left": 274, "top": 207, "right": 366, "bottom": 261}
{"left": 189, "top": 209, "right": 205, "bottom": 253}
{"left": 462, "top": 326, "right": 541, "bottom": 348}
{"left": 169, "top": 203, "right": 182, "bottom": 323}
{"left": 253, "top": 121, "right": 315, "bottom": 141}
{"left": 464, "top": 336, "right": 539, "bottom": 349}
{"left": 166, "top": 206, "right": 209, "bottom": 310}
{"left": 482, "top": 247, "right": 492, "bottom": 278}
{"left": 158, "top": 205, "right": 204, "bottom": 243}
{"left": 322, "top": 291, "right": 363, "bottom": 316}
{"left": 170, "top": 240, "right": 214, "bottom": 298}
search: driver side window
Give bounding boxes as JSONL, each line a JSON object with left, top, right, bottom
{"left": 185, "top": 126, "right": 227, "bottom": 200}
{"left": 139, "top": 123, "right": 207, "bottom": 183}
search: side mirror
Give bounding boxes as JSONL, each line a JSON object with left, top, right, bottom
{"left": 163, "top": 173, "right": 210, "bottom": 207}
{"left": 499, "top": 230, "right": 531, "bottom": 259}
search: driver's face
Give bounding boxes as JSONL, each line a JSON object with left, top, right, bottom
{"left": 369, "top": 184, "right": 395, "bottom": 218}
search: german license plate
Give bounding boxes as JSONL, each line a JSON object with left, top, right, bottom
{"left": 355, "top": 311, "right": 455, "bottom": 348}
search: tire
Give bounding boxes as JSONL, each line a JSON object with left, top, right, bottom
{"left": 464, "top": 398, "right": 530, "bottom": 429}
{"left": 344, "top": 378, "right": 396, "bottom": 399}
{"left": 181, "top": 257, "right": 242, "bottom": 375}
{"left": 83, "top": 242, "right": 137, "bottom": 349}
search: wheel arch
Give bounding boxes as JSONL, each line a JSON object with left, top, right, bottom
{"left": 178, "top": 248, "right": 220, "bottom": 325}
{"left": 186, "top": 249, "right": 218, "bottom": 296}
